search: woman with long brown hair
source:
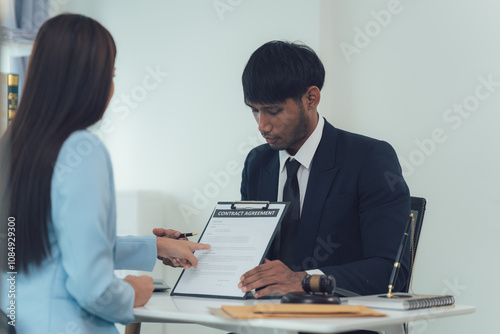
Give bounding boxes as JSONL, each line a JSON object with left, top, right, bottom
{"left": 0, "top": 14, "right": 209, "bottom": 333}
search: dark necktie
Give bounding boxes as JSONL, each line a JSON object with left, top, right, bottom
{"left": 279, "top": 158, "right": 301, "bottom": 266}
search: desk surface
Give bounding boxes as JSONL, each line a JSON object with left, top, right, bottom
{"left": 134, "top": 292, "right": 475, "bottom": 334}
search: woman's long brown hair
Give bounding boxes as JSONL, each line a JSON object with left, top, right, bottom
{"left": 0, "top": 14, "right": 116, "bottom": 273}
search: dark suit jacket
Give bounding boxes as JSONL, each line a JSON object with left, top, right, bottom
{"left": 241, "top": 119, "right": 410, "bottom": 295}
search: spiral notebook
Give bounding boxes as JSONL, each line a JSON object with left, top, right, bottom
{"left": 346, "top": 293, "right": 455, "bottom": 311}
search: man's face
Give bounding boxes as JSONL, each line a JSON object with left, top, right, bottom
{"left": 247, "top": 97, "right": 315, "bottom": 156}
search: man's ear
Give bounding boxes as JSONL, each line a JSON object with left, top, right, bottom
{"left": 304, "top": 86, "right": 321, "bottom": 110}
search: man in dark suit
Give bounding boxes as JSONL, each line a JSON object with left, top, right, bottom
{"left": 238, "top": 41, "right": 410, "bottom": 298}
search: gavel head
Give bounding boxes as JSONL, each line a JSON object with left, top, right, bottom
{"left": 301, "top": 274, "right": 336, "bottom": 294}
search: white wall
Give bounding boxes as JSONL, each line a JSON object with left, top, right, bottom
{"left": 48, "top": 0, "right": 498, "bottom": 333}
{"left": 321, "top": 0, "right": 500, "bottom": 333}
{"left": 0, "top": 0, "right": 33, "bottom": 73}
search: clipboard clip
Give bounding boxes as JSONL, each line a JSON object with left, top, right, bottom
{"left": 231, "top": 201, "right": 270, "bottom": 210}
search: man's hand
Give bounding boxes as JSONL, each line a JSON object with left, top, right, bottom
{"left": 153, "top": 228, "right": 185, "bottom": 240}
{"left": 238, "top": 259, "right": 306, "bottom": 298}
{"left": 153, "top": 228, "right": 188, "bottom": 267}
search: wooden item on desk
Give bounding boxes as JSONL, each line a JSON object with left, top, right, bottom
{"left": 282, "top": 292, "right": 341, "bottom": 304}
{"left": 281, "top": 274, "right": 341, "bottom": 304}
{"left": 220, "top": 303, "right": 386, "bottom": 319}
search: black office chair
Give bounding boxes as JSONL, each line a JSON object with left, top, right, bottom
{"left": 403, "top": 196, "right": 427, "bottom": 293}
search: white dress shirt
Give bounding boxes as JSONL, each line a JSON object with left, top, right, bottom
{"left": 277, "top": 114, "right": 324, "bottom": 211}
{"left": 277, "top": 115, "right": 325, "bottom": 275}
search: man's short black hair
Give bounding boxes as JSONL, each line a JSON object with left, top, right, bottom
{"left": 242, "top": 40, "right": 325, "bottom": 104}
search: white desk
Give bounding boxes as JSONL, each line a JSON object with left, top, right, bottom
{"left": 133, "top": 292, "right": 475, "bottom": 334}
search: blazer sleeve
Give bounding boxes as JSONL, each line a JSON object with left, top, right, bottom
{"left": 51, "top": 133, "right": 136, "bottom": 325}
{"left": 115, "top": 236, "right": 156, "bottom": 270}
{"left": 319, "top": 141, "right": 410, "bottom": 295}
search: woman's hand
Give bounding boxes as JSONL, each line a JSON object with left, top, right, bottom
{"left": 156, "top": 237, "right": 210, "bottom": 269}
{"left": 153, "top": 228, "right": 186, "bottom": 267}
{"left": 124, "top": 275, "right": 154, "bottom": 307}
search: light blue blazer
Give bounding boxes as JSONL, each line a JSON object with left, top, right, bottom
{"left": 1, "top": 130, "right": 157, "bottom": 333}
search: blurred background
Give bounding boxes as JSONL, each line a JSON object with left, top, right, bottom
{"left": 1, "top": 0, "right": 499, "bottom": 333}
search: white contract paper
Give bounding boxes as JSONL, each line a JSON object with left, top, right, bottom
{"left": 171, "top": 201, "right": 288, "bottom": 299}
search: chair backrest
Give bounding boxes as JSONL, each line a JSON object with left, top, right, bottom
{"left": 404, "top": 196, "right": 427, "bottom": 292}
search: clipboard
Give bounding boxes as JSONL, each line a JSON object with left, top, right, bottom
{"left": 170, "top": 201, "right": 289, "bottom": 299}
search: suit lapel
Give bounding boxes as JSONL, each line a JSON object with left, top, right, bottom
{"left": 294, "top": 121, "right": 339, "bottom": 266}
{"left": 257, "top": 153, "right": 279, "bottom": 201}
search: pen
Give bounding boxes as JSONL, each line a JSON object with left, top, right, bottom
{"left": 178, "top": 232, "right": 198, "bottom": 239}
{"left": 387, "top": 214, "right": 413, "bottom": 298}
